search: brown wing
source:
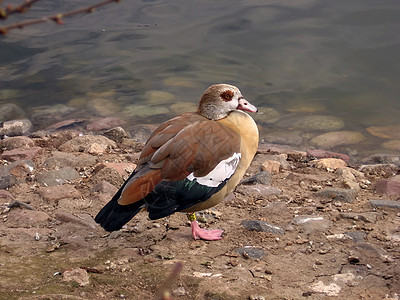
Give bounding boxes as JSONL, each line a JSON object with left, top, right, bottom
{"left": 118, "top": 116, "right": 241, "bottom": 205}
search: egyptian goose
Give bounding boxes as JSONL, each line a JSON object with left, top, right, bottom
{"left": 95, "top": 84, "right": 259, "bottom": 240}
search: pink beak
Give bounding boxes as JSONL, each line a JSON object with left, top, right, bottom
{"left": 237, "top": 98, "right": 258, "bottom": 113}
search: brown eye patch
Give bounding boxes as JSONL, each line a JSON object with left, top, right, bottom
{"left": 220, "top": 90, "right": 234, "bottom": 102}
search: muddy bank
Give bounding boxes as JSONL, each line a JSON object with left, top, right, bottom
{"left": 0, "top": 119, "right": 399, "bottom": 300}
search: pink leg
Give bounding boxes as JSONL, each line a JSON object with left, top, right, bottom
{"left": 190, "top": 220, "right": 224, "bottom": 241}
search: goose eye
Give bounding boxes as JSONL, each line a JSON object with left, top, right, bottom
{"left": 220, "top": 90, "right": 234, "bottom": 102}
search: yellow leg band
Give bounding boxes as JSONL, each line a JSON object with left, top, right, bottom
{"left": 187, "top": 213, "right": 196, "bottom": 221}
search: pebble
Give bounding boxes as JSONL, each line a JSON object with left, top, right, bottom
{"left": 312, "top": 158, "right": 347, "bottom": 171}
{"left": 92, "top": 181, "right": 118, "bottom": 195}
{"left": 1, "top": 146, "right": 42, "bottom": 162}
{"left": 236, "top": 185, "right": 282, "bottom": 197}
{"left": 0, "top": 175, "right": 17, "bottom": 189}
{"left": 344, "top": 231, "right": 367, "bottom": 242}
{"left": 6, "top": 209, "right": 51, "bottom": 226}
{"left": 0, "top": 119, "right": 33, "bottom": 137}
{"left": 370, "top": 199, "right": 400, "bottom": 209}
{"left": 47, "top": 118, "right": 85, "bottom": 130}
{"left": 310, "top": 131, "right": 365, "bottom": 149}
{"left": 100, "top": 127, "right": 129, "bottom": 143}
{"left": 36, "top": 167, "right": 80, "bottom": 186}
{"left": 339, "top": 212, "right": 379, "bottom": 223}
{"left": 292, "top": 215, "right": 330, "bottom": 234}
{"left": 315, "top": 188, "right": 356, "bottom": 203}
{"left": 374, "top": 175, "right": 400, "bottom": 196}
{"left": 59, "top": 135, "right": 117, "bottom": 153}
{"left": 37, "top": 185, "right": 81, "bottom": 202}
{"left": 234, "top": 246, "right": 266, "bottom": 259}
{"left": 62, "top": 268, "right": 90, "bottom": 286}
{"left": 56, "top": 212, "right": 97, "bottom": 229}
{"left": 310, "top": 281, "right": 341, "bottom": 296}
{"left": 44, "top": 151, "right": 98, "bottom": 169}
{"left": 361, "top": 153, "right": 400, "bottom": 165}
{"left": 241, "top": 220, "right": 285, "bottom": 235}
{"left": 261, "top": 130, "right": 303, "bottom": 146}
{"left": 0, "top": 136, "right": 35, "bottom": 150}
{"left": 240, "top": 171, "right": 272, "bottom": 185}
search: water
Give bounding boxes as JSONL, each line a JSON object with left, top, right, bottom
{"left": 1, "top": 0, "right": 399, "bottom": 159}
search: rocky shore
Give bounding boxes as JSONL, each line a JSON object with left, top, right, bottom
{"left": 0, "top": 103, "right": 399, "bottom": 299}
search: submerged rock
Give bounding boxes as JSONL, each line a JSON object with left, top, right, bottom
{"left": 293, "top": 115, "right": 344, "bottom": 131}
{"left": 310, "top": 131, "right": 365, "bottom": 149}
{"left": 123, "top": 104, "right": 169, "bottom": 117}
{"left": 366, "top": 125, "right": 400, "bottom": 139}
{"left": 0, "top": 103, "right": 25, "bottom": 122}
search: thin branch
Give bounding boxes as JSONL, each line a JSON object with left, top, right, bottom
{"left": 0, "top": 0, "right": 41, "bottom": 19}
{"left": 0, "top": 0, "right": 121, "bottom": 35}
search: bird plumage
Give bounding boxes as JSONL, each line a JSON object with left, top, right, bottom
{"left": 95, "top": 84, "right": 259, "bottom": 239}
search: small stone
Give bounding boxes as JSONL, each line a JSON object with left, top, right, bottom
{"left": 92, "top": 181, "right": 118, "bottom": 195}
{"left": 310, "top": 281, "right": 341, "bottom": 296}
{"left": 95, "top": 162, "right": 136, "bottom": 177}
{"left": 249, "top": 295, "right": 266, "bottom": 300}
{"left": 361, "top": 153, "right": 400, "bottom": 165}
{"left": 339, "top": 212, "right": 379, "bottom": 223}
{"left": 0, "top": 136, "right": 34, "bottom": 150}
{"left": 370, "top": 199, "right": 400, "bottom": 209}
{"left": 261, "top": 160, "right": 280, "bottom": 174}
{"left": 6, "top": 209, "right": 51, "bottom": 226}
{"left": 123, "top": 104, "right": 169, "bottom": 117}
{"left": 382, "top": 140, "right": 400, "bottom": 151}
{"left": 336, "top": 167, "right": 360, "bottom": 190}
{"left": 344, "top": 231, "right": 367, "bottom": 242}
{"left": 312, "top": 158, "right": 347, "bottom": 171}
{"left": 0, "top": 103, "right": 25, "bottom": 122}
{"left": 315, "top": 188, "right": 357, "bottom": 203}
{"left": 240, "top": 171, "right": 272, "bottom": 185}
{"left": 56, "top": 211, "right": 97, "bottom": 229}
{"left": 0, "top": 119, "right": 32, "bottom": 137}
{"left": 292, "top": 215, "right": 330, "bottom": 234}
{"left": 62, "top": 268, "right": 90, "bottom": 286}
{"left": 292, "top": 115, "right": 344, "bottom": 131}
{"left": 0, "top": 175, "right": 17, "bottom": 189}
{"left": 234, "top": 246, "right": 265, "bottom": 259}
{"left": 36, "top": 167, "right": 80, "bottom": 186}
{"left": 47, "top": 118, "right": 85, "bottom": 130}
{"left": 1, "top": 147, "right": 42, "bottom": 162}
{"left": 172, "top": 287, "right": 186, "bottom": 296}
{"left": 59, "top": 135, "right": 117, "bottom": 153}
{"left": 44, "top": 151, "right": 98, "bottom": 169}
{"left": 236, "top": 185, "right": 282, "bottom": 197}
{"left": 241, "top": 220, "right": 285, "bottom": 235}
{"left": 37, "top": 185, "right": 81, "bottom": 202}
{"left": 374, "top": 175, "right": 400, "bottom": 196}
{"left": 102, "top": 126, "right": 130, "bottom": 142}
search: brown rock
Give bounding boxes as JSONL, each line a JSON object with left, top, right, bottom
{"left": 375, "top": 175, "right": 400, "bottom": 197}
{"left": 92, "top": 181, "right": 118, "bottom": 195}
{"left": 382, "top": 140, "right": 400, "bottom": 151}
{"left": 1, "top": 147, "right": 42, "bottom": 162}
{"left": 366, "top": 125, "right": 400, "bottom": 139}
{"left": 59, "top": 135, "right": 116, "bottom": 153}
{"left": 0, "top": 136, "right": 34, "bottom": 150}
{"left": 37, "top": 185, "right": 81, "bottom": 202}
{"left": 96, "top": 162, "right": 136, "bottom": 177}
{"left": 47, "top": 118, "right": 86, "bottom": 130}
{"left": 62, "top": 268, "right": 90, "bottom": 286}
{"left": 56, "top": 212, "right": 97, "bottom": 229}
{"left": 310, "top": 131, "right": 365, "bottom": 149}
{"left": 261, "top": 160, "right": 280, "bottom": 174}
{"left": 312, "top": 158, "right": 347, "bottom": 170}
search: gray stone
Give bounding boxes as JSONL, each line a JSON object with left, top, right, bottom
{"left": 59, "top": 135, "right": 116, "bottom": 153}
{"left": 56, "top": 212, "right": 97, "bottom": 229}
{"left": 44, "top": 151, "right": 97, "bottom": 169}
{"left": 91, "top": 181, "right": 118, "bottom": 195}
{"left": 370, "top": 199, "right": 400, "bottom": 209}
{"left": 0, "top": 136, "right": 35, "bottom": 150}
{"left": 358, "top": 164, "right": 399, "bottom": 177}
{"left": 315, "top": 188, "right": 357, "bottom": 203}
{"left": 37, "top": 185, "right": 81, "bottom": 202}
{"left": 102, "top": 126, "right": 130, "bottom": 142}
{"left": 234, "top": 246, "right": 266, "bottom": 259}
{"left": 361, "top": 153, "right": 400, "bottom": 165}
{"left": 241, "top": 220, "right": 285, "bottom": 235}
{"left": 236, "top": 185, "right": 282, "bottom": 197}
{"left": 292, "top": 215, "right": 330, "bottom": 233}
{"left": 345, "top": 231, "right": 367, "bottom": 242}
{"left": 86, "top": 117, "right": 126, "bottom": 131}
{"left": 261, "top": 130, "right": 303, "bottom": 146}
{"left": 87, "top": 98, "right": 121, "bottom": 116}
{"left": 339, "top": 212, "right": 379, "bottom": 223}
{"left": 0, "top": 119, "right": 32, "bottom": 137}
{"left": 0, "top": 175, "right": 17, "bottom": 189}
{"left": 123, "top": 104, "right": 169, "bottom": 117}
{"left": 36, "top": 167, "right": 80, "bottom": 186}
{"left": 1, "top": 147, "right": 42, "bottom": 162}
{"left": 240, "top": 171, "right": 272, "bottom": 185}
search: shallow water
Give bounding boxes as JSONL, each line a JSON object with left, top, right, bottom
{"left": 0, "top": 0, "right": 399, "bottom": 159}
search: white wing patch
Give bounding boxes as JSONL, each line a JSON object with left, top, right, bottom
{"left": 187, "top": 153, "right": 241, "bottom": 187}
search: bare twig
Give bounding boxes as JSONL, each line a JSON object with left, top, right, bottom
{"left": 0, "top": 0, "right": 121, "bottom": 35}
{"left": 8, "top": 200, "right": 35, "bottom": 210}
{"left": 0, "top": 0, "right": 41, "bottom": 19}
